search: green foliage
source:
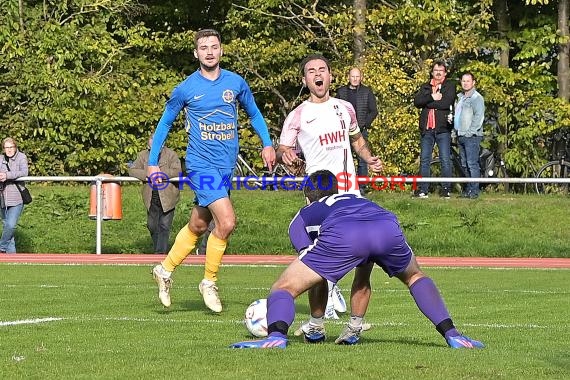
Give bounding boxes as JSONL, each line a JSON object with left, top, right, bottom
{"left": 468, "top": 11, "right": 570, "bottom": 176}
{"left": 0, "top": 0, "right": 186, "bottom": 175}
{"left": 0, "top": 0, "right": 568, "bottom": 179}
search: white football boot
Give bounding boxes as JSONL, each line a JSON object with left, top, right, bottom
{"left": 152, "top": 265, "right": 172, "bottom": 307}
{"left": 199, "top": 279, "right": 222, "bottom": 313}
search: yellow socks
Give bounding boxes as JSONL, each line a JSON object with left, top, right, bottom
{"left": 161, "top": 224, "right": 227, "bottom": 282}
{"left": 162, "top": 226, "right": 199, "bottom": 272}
{"left": 204, "top": 233, "right": 227, "bottom": 282}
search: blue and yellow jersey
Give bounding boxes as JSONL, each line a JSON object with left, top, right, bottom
{"left": 149, "top": 69, "right": 271, "bottom": 169}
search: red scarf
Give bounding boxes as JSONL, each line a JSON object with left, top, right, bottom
{"left": 427, "top": 79, "right": 442, "bottom": 130}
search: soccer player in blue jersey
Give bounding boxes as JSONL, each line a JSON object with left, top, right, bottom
{"left": 149, "top": 29, "right": 275, "bottom": 312}
{"left": 230, "top": 170, "right": 484, "bottom": 349}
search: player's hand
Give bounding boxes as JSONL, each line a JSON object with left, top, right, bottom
{"left": 281, "top": 149, "right": 300, "bottom": 167}
{"left": 368, "top": 157, "right": 383, "bottom": 173}
{"left": 261, "top": 146, "right": 276, "bottom": 172}
{"left": 147, "top": 165, "right": 161, "bottom": 182}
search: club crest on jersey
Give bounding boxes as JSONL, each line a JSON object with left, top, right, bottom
{"left": 222, "top": 90, "right": 234, "bottom": 103}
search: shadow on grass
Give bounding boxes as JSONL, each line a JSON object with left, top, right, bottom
{"left": 363, "top": 337, "right": 444, "bottom": 348}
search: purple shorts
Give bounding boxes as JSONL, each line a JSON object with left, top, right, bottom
{"left": 299, "top": 218, "right": 412, "bottom": 283}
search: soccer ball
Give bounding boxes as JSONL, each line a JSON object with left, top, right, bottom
{"left": 244, "top": 299, "right": 268, "bottom": 337}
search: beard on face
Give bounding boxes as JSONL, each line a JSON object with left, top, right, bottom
{"left": 200, "top": 55, "right": 220, "bottom": 71}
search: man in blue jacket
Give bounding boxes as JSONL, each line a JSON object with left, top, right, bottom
{"left": 454, "top": 72, "right": 485, "bottom": 199}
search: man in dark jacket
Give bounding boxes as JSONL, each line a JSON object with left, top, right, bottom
{"left": 413, "top": 60, "right": 456, "bottom": 198}
{"left": 336, "top": 67, "right": 378, "bottom": 190}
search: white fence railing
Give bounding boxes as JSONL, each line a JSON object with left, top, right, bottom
{"left": 12, "top": 175, "right": 570, "bottom": 254}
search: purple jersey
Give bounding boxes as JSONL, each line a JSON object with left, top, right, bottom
{"left": 288, "top": 194, "right": 413, "bottom": 283}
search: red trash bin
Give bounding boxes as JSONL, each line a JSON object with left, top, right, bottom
{"left": 89, "top": 174, "right": 123, "bottom": 220}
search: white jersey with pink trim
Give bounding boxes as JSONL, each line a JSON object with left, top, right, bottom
{"left": 280, "top": 98, "right": 361, "bottom": 194}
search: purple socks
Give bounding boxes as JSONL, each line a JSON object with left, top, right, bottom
{"left": 409, "top": 277, "right": 459, "bottom": 338}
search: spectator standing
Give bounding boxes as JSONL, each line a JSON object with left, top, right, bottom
{"left": 413, "top": 60, "right": 456, "bottom": 198}
{"left": 0, "top": 138, "right": 29, "bottom": 253}
{"left": 454, "top": 72, "right": 485, "bottom": 199}
{"left": 129, "top": 137, "right": 181, "bottom": 254}
{"left": 336, "top": 67, "right": 378, "bottom": 191}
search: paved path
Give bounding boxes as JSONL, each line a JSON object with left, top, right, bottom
{"left": 0, "top": 254, "right": 569, "bottom": 268}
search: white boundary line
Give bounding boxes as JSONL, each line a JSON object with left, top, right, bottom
{"left": 0, "top": 317, "right": 63, "bottom": 326}
{"left": 0, "top": 316, "right": 554, "bottom": 330}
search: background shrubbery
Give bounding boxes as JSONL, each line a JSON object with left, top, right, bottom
{"left": 1, "top": 0, "right": 569, "bottom": 177}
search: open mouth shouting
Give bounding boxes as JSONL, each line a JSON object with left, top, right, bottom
{"left": 308, "top": 74, "right": 329, "bottom": 102}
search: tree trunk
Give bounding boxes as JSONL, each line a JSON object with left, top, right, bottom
{"left": 493, "top": 0, "right": 510, "bottom": 67}
{"left": 18, "top": 0, "right": 24, "bottom": 31}
{"left": 492, "top": 0, "right": 512, "bottom": 192}
{"left": 558, "top": 0, "right": 569, "bottom": 100}
{"left": 353, "top": 0, "right": 366, "bottom": 67}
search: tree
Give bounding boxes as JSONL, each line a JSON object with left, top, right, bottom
{"left": 1, "top": 0, "right": 569, "bottom": 181}
{"left": 558, "top": 0, "right": 569, "bottom": 100}
{"left": 353, "top": 0, "right": 367, "bottom": 66}
{"left": 0, "top": 0, "right": 187, "bottom": 175}
{"left": 493, "top": 0, "right": 511, "bottom": 67}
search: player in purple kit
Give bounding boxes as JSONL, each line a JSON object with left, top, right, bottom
{"left": 279, "top": 54, "right": 382, "bottom": 340}
{"left": 230, "top": 170, "right": 484, "bottom": 349}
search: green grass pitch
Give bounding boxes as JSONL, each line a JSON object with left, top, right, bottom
{"left": 1, "top": 264, "right": 568, "bottom": 379}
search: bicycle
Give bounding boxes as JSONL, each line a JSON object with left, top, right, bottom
{"left": 429, "top": 134, "right": 509, "bottom": 194}
{"left": 534, "top": 128, "right": 570, "bottom": 195}
{"left": 234, "top": 143, "right": 305, "bottom": 190}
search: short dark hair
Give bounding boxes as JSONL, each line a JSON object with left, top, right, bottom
{"left": 462, "top": 72, "right": 476, "bottom": 82}
{"left": 303, "top": 170, "right": 338, "bottom": 202}
{"left": 300, "top": 54, "right": 331, "bottom": 75}
{"left": 432, "top": 59, "right": 448, "bottom": 71}
{"left": 194, "top": 29, "right": 221, "bottom": 46}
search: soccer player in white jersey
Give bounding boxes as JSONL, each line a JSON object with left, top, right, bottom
{"left": 277, "top": 54, "right": 383, "bottom": 343}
